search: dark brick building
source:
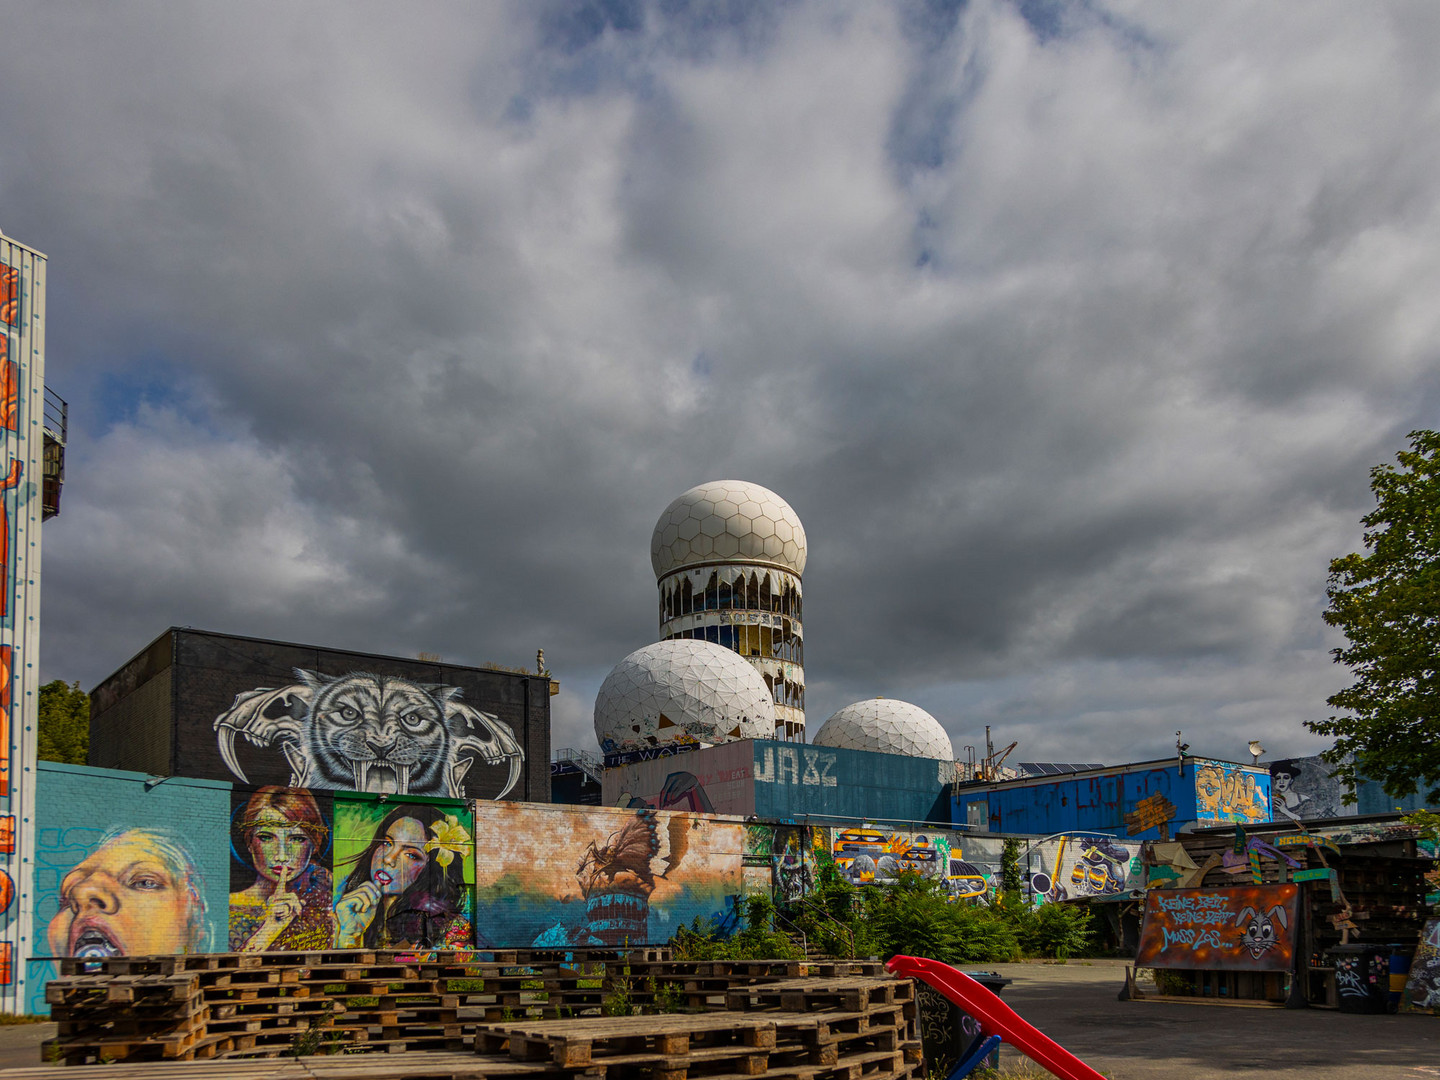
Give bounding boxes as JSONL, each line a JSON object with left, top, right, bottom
{"left": 89, "top": 628, "right": 551, "bottom": 803}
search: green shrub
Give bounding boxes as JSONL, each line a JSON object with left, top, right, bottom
{"left": 861, "top": 872, "right": 1019, "bottom": 964}
{"left": 1009, "top": 901, "right": 1094, "bottom": 959}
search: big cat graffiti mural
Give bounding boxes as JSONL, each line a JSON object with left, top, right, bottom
{"left": 214, "top": 670, "right": 525, "bottom": 799}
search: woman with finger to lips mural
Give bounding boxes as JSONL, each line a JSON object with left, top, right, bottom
{"left": 334, "top": 803, "right": 472, "bottom": 949}
{"left": 229, "top": 787, "right": 334, "bottom": 951}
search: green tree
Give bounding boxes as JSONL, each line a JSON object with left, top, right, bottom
{"left": 38, "top": 679, "right": 89, "bottom": 765}
{"left": 1308, "top": 430, "right": 1440, "bottom": 803}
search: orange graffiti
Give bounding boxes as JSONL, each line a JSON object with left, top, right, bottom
{"left": 0, "top": 334, "right": 15, "bottom": 433}
{"left": 0, "top": 943, "right": 11, "bottom": 985}
{"left": 0, "top": 459, "right": 21, "bottom": 626}
{"left": 0, "top": 815, "right": 12, "bottom": 854}
{"left": 0, "top": 646, "right": 9, "bottom": 797}
{"left": 0, "top": 871, "right": 12, "bottom": 913}
{"left": 0, "top": 266, "right": 16, "bottom": 327}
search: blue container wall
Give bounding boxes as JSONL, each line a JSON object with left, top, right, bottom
{"left": 751, "top": 740, "right": 952, "bottom": 825}
{"left": 953, "top": 766, "right": 1203, "bottom": 841}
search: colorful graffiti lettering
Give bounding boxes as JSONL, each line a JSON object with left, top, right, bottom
{"left": 1136, "top": 883, "right": 1298, "bottom": 972}
{"left": 213, "top": 670, "right": 524, "bottom": 799}
{"left": 332, "top": 801, "right": 474, "bottom": 949}
{"left": 1194, "top": 761, "right": 1270, "bottom": 825}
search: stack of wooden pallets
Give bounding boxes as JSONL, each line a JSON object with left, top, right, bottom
{"left": 37, "top": 949, "right": 920, "bottom": 1079}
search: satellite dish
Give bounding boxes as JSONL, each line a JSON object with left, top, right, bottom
{"left": 1248, "top": 740, "right": 1265, "bottom": 764}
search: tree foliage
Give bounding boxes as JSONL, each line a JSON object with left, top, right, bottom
{"left": 38, "top": 679, "right": 89, "bottom": 765}
{"left": 1309, "top": 431, "right": 1440, "bottom": 803}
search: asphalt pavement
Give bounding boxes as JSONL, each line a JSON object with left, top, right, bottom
{"left": 1, "top": 959, "right": 1436, "bottom": 1077}
{"left": 983, "top": 958, "right": 1440, "bottom": 1080}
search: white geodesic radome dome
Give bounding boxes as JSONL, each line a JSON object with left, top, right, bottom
{"left": 594, "top": 639, "right": 775, "bottom": 755}
{"left": 651, "top": 481, "right": 807, "bottom": 578}
{"left": 811, "top": 698, "right": 954, "bottom": 760}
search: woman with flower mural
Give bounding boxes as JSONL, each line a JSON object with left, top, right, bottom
{"left": 229, "top": 787, "right": 333, "bottom": 951}
{"left": 334, "top": 804, "right": 472, "bottom": 948}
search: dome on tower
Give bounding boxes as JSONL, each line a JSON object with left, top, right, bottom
{"left": 651, "top": 481, "right": 807, "bottom": 578}
{"left": 811, "top": 698, "right": 953, "bottom": 760}
{"left": 594, "top": 639, "right": 775, "bottom": 756}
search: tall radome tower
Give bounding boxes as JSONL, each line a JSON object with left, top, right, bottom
{"left": 651, "top": 481, "right": 807, "bottom": 739}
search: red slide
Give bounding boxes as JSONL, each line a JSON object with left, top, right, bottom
{"left": 886, "top": 955, "right": 1107, "bottom": 1080}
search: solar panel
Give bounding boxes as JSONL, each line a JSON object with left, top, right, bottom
{"left": 1016, "top": 762, "right": 1107, "bottom": 776}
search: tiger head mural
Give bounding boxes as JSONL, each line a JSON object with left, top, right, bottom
{"left": 213, "top": 670, "right": 524, "bottom": 799}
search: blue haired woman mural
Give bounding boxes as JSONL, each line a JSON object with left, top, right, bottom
{"left": 333, "top": 802, "right": 474, "bottom": 949}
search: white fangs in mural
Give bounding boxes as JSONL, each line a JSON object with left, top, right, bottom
{"left": 213, "top": 669, "right": 524, "bottom": 799}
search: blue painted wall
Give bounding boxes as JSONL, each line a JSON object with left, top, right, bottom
{"left": 952, "top": 760, "right": 1272, "bottom": 841}
{"left": 751, "top": 740, "right": 953, "bottom": 826}
{"left": 28, "top": 762, "right": 233, "bottom": 1015}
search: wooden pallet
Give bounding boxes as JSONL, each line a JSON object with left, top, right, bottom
{"left": 477, "top": 1012, "right": 780, "bottom": 1079}
{"left": 724, "top": 978, "right": 912, "bottom": 1015}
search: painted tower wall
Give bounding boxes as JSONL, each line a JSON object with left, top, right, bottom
{"left": 0, "top": 235, "right": 45, "bottom": 1014}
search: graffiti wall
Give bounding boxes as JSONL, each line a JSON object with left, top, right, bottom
{"left": 801, "top": 826, "right": 1006, "bottom": 902}
{"left": 88, "top": 629, "right": 552, "bottom": 802}
{"left": 1024, "top": 835, "right": 1142, "bottom": 904}
{"left": 603, "top": 739, "right": 955, "bottom": 827}
{"left": 471, "top": 803, "right": 744, "bottom": 948}
{"left": 1135, "top": 883, "right": 1299, "bottom": 972}
{"left": 229, "top": 787, "right": 335, "bottom": 951}
{"left": 1193, "top": 760, "right": 1271, "bottom": 826}
{"left": 0, "top": 235, "right": 46, "bottom": 1013}
{"left": 1268, "top": 755, "right": 1350, "bottom": 824}
{"left": 28, "top": 765, "right": 232, "bottom": 1014}
{"left": 332, "top": 799, "right": 474, "bottom": 949}
{"left": 1405, "top": 918, "right": 1440, "bottom": 1013}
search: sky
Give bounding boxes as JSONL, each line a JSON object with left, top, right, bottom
{"left": 3, "top": 0, "right": 1438, "bottom": 769}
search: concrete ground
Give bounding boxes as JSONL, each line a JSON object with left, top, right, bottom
{"left": 0, "top": 1025, "right": 53, "bottom": 1071}
{"left": 984, "top": 958, "right": 1440, "bottom": 1080}
{"left": 1, "top": 959, "right": 1435, "bottom": 1077}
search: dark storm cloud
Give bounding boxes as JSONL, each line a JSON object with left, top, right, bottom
{"left": 4, "top": 1, "right": 1438, "bottom": 761}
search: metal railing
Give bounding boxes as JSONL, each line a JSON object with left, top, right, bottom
{"left": 44, "top": 385, "right": 67, "bottom": 444}
{"left": 551, "top": 747, "right": 604, "bottom": 785}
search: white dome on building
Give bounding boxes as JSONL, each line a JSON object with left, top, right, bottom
{"left": 651, "top": 481, "right": 807, "bottom": 578}
{"left": 594, "top": 639, "right": 775, "bottom": 756}
{"left": 811, "top": 698, "right": 954, "bottom": 760}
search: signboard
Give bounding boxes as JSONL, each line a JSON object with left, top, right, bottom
{"left": 1135, "top": 883, "right": 1298, "bottom": 972}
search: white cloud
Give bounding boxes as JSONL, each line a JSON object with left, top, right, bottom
{"left": 4, "top": 0, "right": 1435, "bottom": 772}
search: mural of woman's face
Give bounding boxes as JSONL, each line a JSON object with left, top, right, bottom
{"left": 1274, "top": 771, "right": 1294, "bottom": 794}
{"left": 247, "top": 807, "right": 314, "bottom": 885}
{"left": 369, "top": 817, "right": 428, "bottom": 895}
{"left": 47, "top": 833, "right": 194, "bottom": 958}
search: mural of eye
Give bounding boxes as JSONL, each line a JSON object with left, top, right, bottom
{"left": 338, "top": 706, "right": 359, "bottom": 723}
{"left": 400, "top": 712, "right": 429, "bottom": 732}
